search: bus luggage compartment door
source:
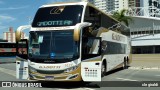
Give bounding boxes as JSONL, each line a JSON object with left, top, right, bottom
{"left": 81, "top": 61, "right": 101, "bottom": 81}
{"left": 16, "top": 59, "right": 28, "bottom": 80}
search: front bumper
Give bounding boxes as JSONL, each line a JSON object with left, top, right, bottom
{"left": 28, "top": 65, "right": 82, "bottom": 81}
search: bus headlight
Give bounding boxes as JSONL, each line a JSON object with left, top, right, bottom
{"left": 64, "top": 66, "right": 78, "bottom": 73}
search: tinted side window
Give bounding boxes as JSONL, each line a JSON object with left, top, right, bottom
{"left": 84, "top": 6, "right": 101, "bottom": 30}
{"left": 102, "top": 40, "right": 126, "bottom": 54}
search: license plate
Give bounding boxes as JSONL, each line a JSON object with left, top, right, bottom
{"left": 45, "top": 76, "right": 54, "bottom": 80}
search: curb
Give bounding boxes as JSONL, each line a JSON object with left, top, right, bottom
{"left": 129, "top": 67, "right": 160, "bottom": 70}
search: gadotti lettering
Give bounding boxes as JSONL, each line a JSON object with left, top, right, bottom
{"left": 37, "top": 20, "right": 73, "bottom": 26}
{"left": 39, "top": 66, "right": 61, "bottom": 69}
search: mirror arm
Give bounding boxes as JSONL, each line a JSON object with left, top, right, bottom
{"left": 73, "top": 22, "right": 92, "bottom": 41}
{"left": 16, "top": 25, "right": 31, "bottom": 42}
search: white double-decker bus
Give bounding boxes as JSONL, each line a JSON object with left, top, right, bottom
{"left": 16, "top": 2, "right": 131, "bottom": 82}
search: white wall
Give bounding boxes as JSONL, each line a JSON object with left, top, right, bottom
{"left": 129, "top": 16, "right": 160, "bottom": 31}
{"left": 132, "top": 34, "right": 160, "bottom": 46}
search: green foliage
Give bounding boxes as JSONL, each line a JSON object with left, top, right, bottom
{"left": 113, "top": 9, "right": 133, "bottom": 26}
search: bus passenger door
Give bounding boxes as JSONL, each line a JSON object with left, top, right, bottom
{"left": 16, "top": 39, "right": 29, "bottom": 80}
{"left": 81, "top": 37, "right": 102, "bottom": 82}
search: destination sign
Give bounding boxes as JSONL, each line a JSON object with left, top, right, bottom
{"left": 37, "top": 20, "right": 73, "bottom": 27}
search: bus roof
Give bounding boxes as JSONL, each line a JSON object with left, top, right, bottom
{"left": 42, "top": 2, "right": 87, "bottom": 8}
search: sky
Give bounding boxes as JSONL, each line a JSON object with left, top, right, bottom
{"left": 0, "top": 0, "right": 80, "bottom": 38}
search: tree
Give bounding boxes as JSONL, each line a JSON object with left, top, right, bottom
{"left": 112, "top": 9, "right": 133, "bottom": 26}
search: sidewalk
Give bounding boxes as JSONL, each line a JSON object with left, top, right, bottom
{"left": 129, "top": 54, "right": 160, "bottom": 70}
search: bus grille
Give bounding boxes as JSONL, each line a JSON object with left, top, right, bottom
{"left": 36, "top": 70, "right": 65, "bottom": 74}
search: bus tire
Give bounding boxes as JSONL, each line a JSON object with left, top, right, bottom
{"left": 101, "top": 61, "right": 106, "bottom": 77}
{"left": 123, "top": 58, "right": 128, "bottom": 69}
{"left": 126, "top": 57, "right": 129, "bottom": 69}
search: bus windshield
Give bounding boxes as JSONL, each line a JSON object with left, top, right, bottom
{"left": 32, "top": 5, "right": 83, "bottom": 27}
{"left": 29, "top": 30, "right": 79, "bottom": 63}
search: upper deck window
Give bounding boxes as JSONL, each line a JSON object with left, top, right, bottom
{"left": 32, "top": 5, "right": 83, "bottom": 27}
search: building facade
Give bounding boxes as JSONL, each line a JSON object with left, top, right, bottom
{"left": 91, "top": 0, "right": 107, "bottom": 12}
{"left": 128, "top": 0, "right": 160, "bottom": 54}
{"left": 86, "top": 0, "right": 160, "bottom": 17}
{"left": 3, "top": 27, "right": 25, "bottom": 42}
{"left": 134, "top": 0, "right": 160, "bottom": 17}
{"left": 113, "top": 0, "right": 128, "bottom": 12}
{"left": 84, "top": 0, "right": 128, "bottom": 12}
{"left": 129, "top": 16, "right": 160, "bottom": 54}
{"left": 128, "top": 0, "right": 141, "bottom": 7}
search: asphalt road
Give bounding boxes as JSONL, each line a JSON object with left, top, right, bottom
{"left": 0, "top": 63, "right": 160, "bottom": 90}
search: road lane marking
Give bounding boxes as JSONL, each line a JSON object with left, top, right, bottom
{"left": 129, "top": 67, "right": 142, "bottom": 69}
{"left": 129, "top": 67, "right": 160, "bottom": 70}
{"left": 0, "top": 67, "right": 16, "bottom": 77}
{"left": 116, "top": 77, "right": 138, "bottom": 81}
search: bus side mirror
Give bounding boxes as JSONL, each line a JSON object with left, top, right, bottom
{"left": 73, "top": 22, "right": 92, "bottom": 41}
{"left": 73, "top": 24, "right": 80, "bottom": 41}
{"left": 16, "top": 25, "right": 31, "bottom": 42}
{"left": 15, "top": 29, "right": 22, "bottom": 42}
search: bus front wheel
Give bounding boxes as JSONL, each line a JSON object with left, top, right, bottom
{"left": 101, "top": 61, "right": 106, "bottom": 77}
{"left": 123, "top": 59, "right": 128, "bottom": 69}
